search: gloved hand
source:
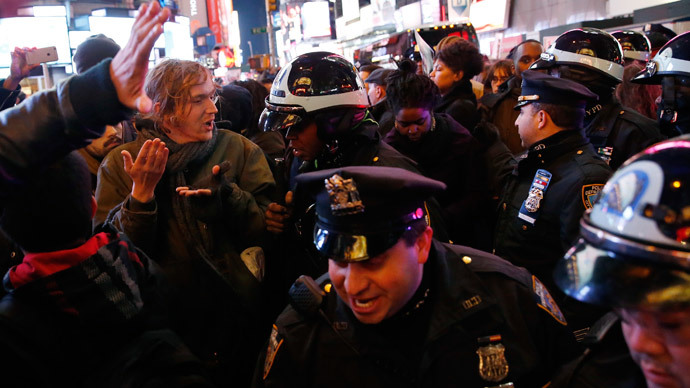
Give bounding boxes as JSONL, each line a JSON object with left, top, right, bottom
{"left": 176, "top": 161, "right": 234, "bottom": 223}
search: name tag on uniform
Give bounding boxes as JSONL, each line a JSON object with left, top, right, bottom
{"left": 518, "top": 169, "right": 552, "bottom": 225}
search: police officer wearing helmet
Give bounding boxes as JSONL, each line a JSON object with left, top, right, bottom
{"left": 612, "top": 30, "right": 652, "bottom": 66}
{"left": 492, "top": 70, "right": 612, "bottom": 333}
{"left": 533, "top": 28, "right": 665, "bottom": 170}
{"left": 553, "top": 136, "right": 690, "bottom": 388}
{"left": 260, "top": 52, "right": 440, "bottom": 283}
{"left": 254, "top": 166, "right": 581, "bottom": 388}
{"left": 633, "top": 31, "right": 690, "bottom": 137}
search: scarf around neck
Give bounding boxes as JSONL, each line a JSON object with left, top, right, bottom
{"left": 138, "top": 125, "right": 219, "bottom": 257}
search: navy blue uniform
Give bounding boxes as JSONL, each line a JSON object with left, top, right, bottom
{"left": 255, "top": 241, "right": 581, "bottom": 388}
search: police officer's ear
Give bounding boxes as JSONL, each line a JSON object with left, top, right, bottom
{"left": 536, "top": 109, "right": 549, "bottom": 129}
{"left": 415, "top": 226, "right": 434, "bottom": 265}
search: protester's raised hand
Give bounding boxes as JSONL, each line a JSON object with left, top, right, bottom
{"left": 110, "top": 1, "right": 170, "bottom": 113}
{"left": 3, "top": 47, "right": 39, "bottom": 90}
{"left": 122, "top": 138, "right": 168, "bottom": 203}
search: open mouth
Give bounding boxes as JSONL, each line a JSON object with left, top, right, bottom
{"left": 204, "top": 120, "right": 214, "bottom": 130}
{"left": 351, "top": 296, "right": 378, "bottom": 313}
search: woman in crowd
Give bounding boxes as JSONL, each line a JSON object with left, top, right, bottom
{"left": 616, "top": 63, "right": 661, "bottom": 120}
{"left": 484, "top": 59, "right": 515, "bottom": 95}
{"left": 430, "top": 37, "right": 484, "bottom": 130}
{"left": 383, "top": 59, "right": 490, "bottom": 249}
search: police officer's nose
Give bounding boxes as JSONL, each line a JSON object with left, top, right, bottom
{"left": 623, "top": 320, "right": 666, "bottom": 358}
{"left": 343, "top": 263, "right": 369, "bottom": 295}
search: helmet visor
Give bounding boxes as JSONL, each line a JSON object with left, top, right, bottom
{"left": 259, "top": 104, "right": 306, "bottom": 134}
{"left": 554, "top": 238, "right": 690, "bottom": 310}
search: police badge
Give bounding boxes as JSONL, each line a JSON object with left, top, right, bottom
{"left": 476, "top": 335, "right": 509, "bottom": 383}
{"left": 524, "top": 187, "right": 543, "bottom": 213}
{"left": 324, "top": 174, "right": 365, "bottom": 216}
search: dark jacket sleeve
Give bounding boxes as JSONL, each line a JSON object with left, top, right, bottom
{"left": 94, "top": 144, "right": 158, "bottom": 252}
{"left": 0, "top": 59, "right": 131, "bottom": 193}
{"left": 0, "top": 82, "right": 20, "bottom": 112}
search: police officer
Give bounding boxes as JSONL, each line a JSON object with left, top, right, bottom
{"left": 612, "top": 30, "right": 652, "bottom": 66}
{"left": 259, "top": 52, "right": 446, "bottom": 286}
{"left": 533, "top": 28, "right": 665, "bottom": 170}
{"left": 363, "top": 68, "right": 395, "bottom": 136}
{"left": 254, "top": 166, "right": 581, "bottom": 388}
{"left": 493, "top": 70, "right": 612, "bottom": 332}
{"left": 633, "top": 31, "right": 690, "bottom": 137}
{"left": 553, "top": 136, "right": 690, "bottom": 388}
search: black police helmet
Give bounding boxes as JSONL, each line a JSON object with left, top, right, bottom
{"left": 532, "top": 28, "right": 624, "bottom": 84}
{"left": 258, "top": 52, "right": 369, "bottom": 142}
{"left": 612, "top": 30, "right": 651, "bottom": 62}
{"left": 633, "top": 31, "right": 690, "bottom": 85}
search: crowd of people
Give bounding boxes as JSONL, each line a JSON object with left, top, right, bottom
{"left": 1, "top": 2, "right": 690, "bottom": 386}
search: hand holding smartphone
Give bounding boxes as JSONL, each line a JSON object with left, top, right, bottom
{"left": 25, "top": 47, "right": 58, "bottom": 65}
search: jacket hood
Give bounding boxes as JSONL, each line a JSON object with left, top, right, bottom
{"left": 4, "top": 230, "right": 151, "bottom": 326}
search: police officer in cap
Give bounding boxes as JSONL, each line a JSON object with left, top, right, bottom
{"left": 493, "top": 70, "right": 612, "bottom": 333}
{"left": 553, "top": 136, "right": 690, "bottom": 388}
{"left": 633, "top": 31, "right": 690, "bottom": 137}
{"left": 254, "top": 165, "right": 581, "bottom": 388}
{"left": 533, "top": 28, "right": 665, "bottom": 170}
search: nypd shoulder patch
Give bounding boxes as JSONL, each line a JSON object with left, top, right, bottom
{"left": 582, "top": 184, "right": 604, "bottom": 210}
{"left": 263, "top": 324, "right": 284, "bottom": 380}
{"left": 532, "top": 276, "right": 567, "bottom": 326}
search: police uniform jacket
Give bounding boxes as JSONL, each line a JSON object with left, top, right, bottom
{"left": 254, "top": 240, "right": 581, "bottom": 388}
{"left": 584, "top": 97, "right": 665, "bottom": 170}
{"left": 493, "top": 129, "right": 611, "bottom": 297}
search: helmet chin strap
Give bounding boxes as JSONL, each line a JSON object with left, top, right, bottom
{"left": 659, "top": 76, "right": 679, "bottom": 124}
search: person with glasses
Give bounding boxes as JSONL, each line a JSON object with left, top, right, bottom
{"left": 485, "top": 59, "right": 515, "bottom": 95}
{"left": 94, "top": 58, "right": 276, "bottom": 386}
{"left": 480, "top": 40, "right": 544, "bottom": 155}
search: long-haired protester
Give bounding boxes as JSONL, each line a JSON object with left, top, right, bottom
{"left": 384, "top": 59, "right": 490, "bottom": 250}
{"left": 94, "top": 58, "right": 276, "bottom": 386}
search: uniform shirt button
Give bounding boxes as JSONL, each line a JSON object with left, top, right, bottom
{"left": 577, "top": 150, "right": 583, "bottom": 155}
{"left": 10, "top": 251, "right": 16, "bottom": 258}
{"left": 502, "top": 203, "right": 507, "bottom": 210}
{"left": 462, "top": 256, "right": 472, "bottom": 264}
{"left": 522, "top": 225, "right": 527, "bottom": 231}
{"left": 619, "top": 110, "right": 625, "bottom": 115}
{"left": 373, "top": 156, "right": 379, "bottom": 162}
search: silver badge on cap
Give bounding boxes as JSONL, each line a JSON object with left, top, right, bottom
{"left": 325, "top": 174, "right": 365, "bottom": 216}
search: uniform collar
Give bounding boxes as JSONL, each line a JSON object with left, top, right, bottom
{"left": 520, "top": 130, "right": 590, "bottom": 167}
{"left": 583, "top": 98, "right": 621, "bottom": 140}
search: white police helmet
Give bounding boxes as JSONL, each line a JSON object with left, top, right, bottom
{"left": 259, "top": 51, "right": 369, "bottom": 140}
{"left": 555, "top": 136, "right": 690, "bottom": 309}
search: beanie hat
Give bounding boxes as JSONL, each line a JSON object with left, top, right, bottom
{"left": 73, "top": 34, "right": 121, "bottom": 74}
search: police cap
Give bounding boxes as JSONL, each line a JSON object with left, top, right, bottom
{"left": 514, "top": 70, "right": 598, "bottom": 110}
{"left": 295, "top": 166, "right": 446, "bottom": 262}
{"left": 364, "top": 68, "right": 394, "bottom": 87}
